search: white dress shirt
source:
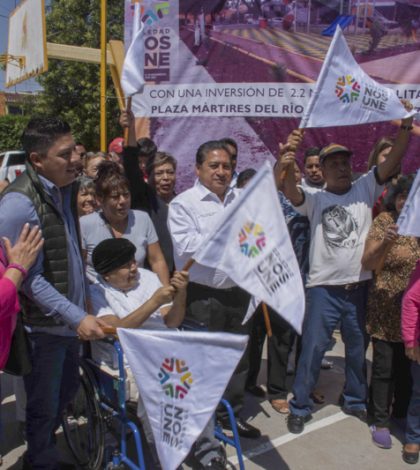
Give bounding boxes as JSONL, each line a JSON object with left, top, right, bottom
{"left": 168, "top": 180, "right": 240, "bottom": 289}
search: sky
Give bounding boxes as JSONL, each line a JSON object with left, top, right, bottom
{"left": 0, "top": 0, "right": 48, "bottom": 93}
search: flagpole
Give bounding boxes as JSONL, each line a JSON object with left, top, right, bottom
{"left": 100, "top": 0, "right": 107, "bottom": 152}
{"left": 124, "top": 97, "right": 132, "bottom": 145}
{"left": 261, "top": 303, "right": 273, "bottom": 338}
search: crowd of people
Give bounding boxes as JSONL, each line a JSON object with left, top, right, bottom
{"left": 0, "top": 103, "right": 419, "bottom": 469}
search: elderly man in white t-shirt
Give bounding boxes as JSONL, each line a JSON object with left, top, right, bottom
{"left": 278, "top": 113, "right": 414, "bottom": 434}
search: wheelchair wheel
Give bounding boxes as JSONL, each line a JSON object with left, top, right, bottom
{"left": 62, "top": 361, "right": 105, "bottom": 469}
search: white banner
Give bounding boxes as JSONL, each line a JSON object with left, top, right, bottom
{"left": 121, "top": 3, "right": 145, "bottom": 97}
{"left": 117, "top": 328, "right": 248, "bottom": 470}
{"left": 124, "top": 0, "right": 179, "bottom": 84}
{"left": 131, "top": 82, "right": 420, "bottom": 118}
{"left": 193, "top": 161, "right": 305, "bottom": 334}
{"left": 398, "top": 170, "right": 420, "bottom": 237}
{"left": 300, "top": 26, "right": 416, "bottom": 128}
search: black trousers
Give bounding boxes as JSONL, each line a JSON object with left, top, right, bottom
{"left": 368, "top": 337, "right": 413, "bottom": 428}
{"left": 186, "top": 282, "right": 251, "bottom": 418}
{"left": 247, "top": 304, "right": 292, "bottom": 400}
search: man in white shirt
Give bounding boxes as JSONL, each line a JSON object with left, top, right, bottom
{"left": 278, "top": 114, "right": 413, "bottom": 434}
{"left": 168, "top": 140, "right": 260, "bottom": 439}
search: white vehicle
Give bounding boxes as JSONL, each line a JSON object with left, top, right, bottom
{"left": 0, "top": 150, "right": 26, "bottom": 182}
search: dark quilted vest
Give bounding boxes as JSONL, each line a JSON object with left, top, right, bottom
{"left": 2, "top": 163, "right": 80, "bottom": 326}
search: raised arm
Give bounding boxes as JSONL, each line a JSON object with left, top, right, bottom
{"left": 162, "top": 271, "right": 188, "bottom": 327}
{"left": 97, "top": 284, "right": 175, "bottom": 328}
{"left": 274, "top": 129, "right": 305, "bottom": 206}
{"left": 275, "top": 152, "right": 305, "bottom": 206}
{"left": 376, "top": 100, "right": 414, "bottom": 183}
{"left": 119, "top": 109, "right": 152, "bottom": 212}
{"left": 361, "top": 223, "right": 398, "bottom": 271}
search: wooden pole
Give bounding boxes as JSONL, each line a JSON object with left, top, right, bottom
{"left": 102, "top": 326, "right": 117, "bottom": 335}
{"left": 124, "top": 97, "right": 132, "bottom": 145}
{"left": 100, "top": 0, "right": 107, "bottom": 152}
{"left": 261, "top": 303, "right": 273, "bottom": 338}
{"left": 182, "top": 258, "right": 196, "bottom": 272}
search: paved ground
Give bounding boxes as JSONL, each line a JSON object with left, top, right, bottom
{"left": 0, "top": 332, "right": 414, "bottom": 469}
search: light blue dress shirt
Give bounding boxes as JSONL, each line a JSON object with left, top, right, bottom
{"left": 0, "top": 175, "right": 87, "bottom": 336}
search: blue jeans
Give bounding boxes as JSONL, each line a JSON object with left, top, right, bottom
{"left": 23, "top": 333, "right": 80, "bottom": 469}
{"left": 406, "top": 361, "right": 420, "bottom": 444}
{"left": 289, "top": 284, "right": 369, "bottom": 417}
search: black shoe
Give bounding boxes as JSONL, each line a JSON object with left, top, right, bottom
{"left": 245, "top": 385, "right": 266, "bottom": 398}
{"left": 287, "top": 413, "right": 312, "bottom": 434}
{"left": 342, "top": 407, "right": 367, "bottom": 423}
{"left": 403, "top": 450, "right": 419, "bottom": 465}
{"left": 220, "top": 417, "right": 261, "bottom": 439}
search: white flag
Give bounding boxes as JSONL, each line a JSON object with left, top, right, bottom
{"left": 117, "top": 328, "right": 247, "bottom": 470}
{"left": 121, "top": 3, "right": 145, "bottom": 97}
{"left": 193, "top": 161, "right": 305, "bottom": 334}
{"left": 300, "top": 26, "right": 416, "bottom": 128}
{"left": 398, "top": 170, "right": 420, "bottom": 237}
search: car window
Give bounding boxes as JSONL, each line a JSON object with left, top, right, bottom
{"left": 0, "top": 154, "right": 4, "bottom": 166}
{"left": 8, "top": 153, "right": 26, "bottom": 166}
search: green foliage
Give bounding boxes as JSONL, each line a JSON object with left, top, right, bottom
{"left": 31, "top": 0, "right": 124, "bottom": 150}
{"left": 0, "top": 115, "right": 30, "bottom": 152}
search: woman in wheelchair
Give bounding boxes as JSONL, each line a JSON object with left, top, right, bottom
{"left": 89, "top": 238, "right": 228, "bottom": 470}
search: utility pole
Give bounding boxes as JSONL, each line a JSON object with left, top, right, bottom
{"left": 100, "top": 0, "right": 107, "bottom": 151}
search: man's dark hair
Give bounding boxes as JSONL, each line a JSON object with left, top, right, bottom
{"left": 219, "top": 137, "right": 238, "bottom": 157}
{"left": 137, "top": 137, "right": 157, "bottom": 159}
{"left": 196, "top": 140, "right": 230, "bottom": 166}
{"left": 21, "top": 117, "right": 71, "bottom": 157}
{"left": 237, "top": 168, "right": 256, "bottom": 188}
{"left": 303, "top": 147, "right": 321, "bottom": 163}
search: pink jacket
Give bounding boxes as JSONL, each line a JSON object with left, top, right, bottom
{"left": 0, "top": 248, "right": 20, "bottom": 369}
{"left": 402, "top": 259, "right": 420, "bottom": 349}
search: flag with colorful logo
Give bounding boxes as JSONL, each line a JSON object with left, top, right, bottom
{"left": 121, "top": 2, "right": 146, "bottom": 97}
{"left": 300, "top": 26, "right": 416, "bottom": 128}
{"left": 193, "top": 161, "right": 305, "bottom": 334}
{"left": 117, "top": 328, "right": 248, "bottom": 470}
{"left": 398, "top": 170, "right": 420, "bottom": 237}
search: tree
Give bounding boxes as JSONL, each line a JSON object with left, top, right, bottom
{"left": 0, "top": 115, "right": 30, "bottom": 152}
{"left": 32, "top": 0, "right": 124, "bottom": 150}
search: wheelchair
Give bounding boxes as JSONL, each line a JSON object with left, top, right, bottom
{"left": 62, "top": 335, "right": 245, "bottom": 470}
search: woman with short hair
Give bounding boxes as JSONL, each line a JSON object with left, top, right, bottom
{"left": 147, "top": 151, "right": 177, "bottom": 204}
{"left": 80, "top": 161, "right": 170, "bottom": 285}
{"left": 75, "top": 176, "right": 98, "bottom": 217}
{"left": 362, "top": 175, "right": 420, "bottom": 449}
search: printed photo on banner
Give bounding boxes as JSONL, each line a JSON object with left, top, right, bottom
{"left": 124, "top": 0, "right": 420, "bottom": 191}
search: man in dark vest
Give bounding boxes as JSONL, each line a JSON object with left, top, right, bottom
{"left": 0, "top": 117, "right": 106, "bottom": 469}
